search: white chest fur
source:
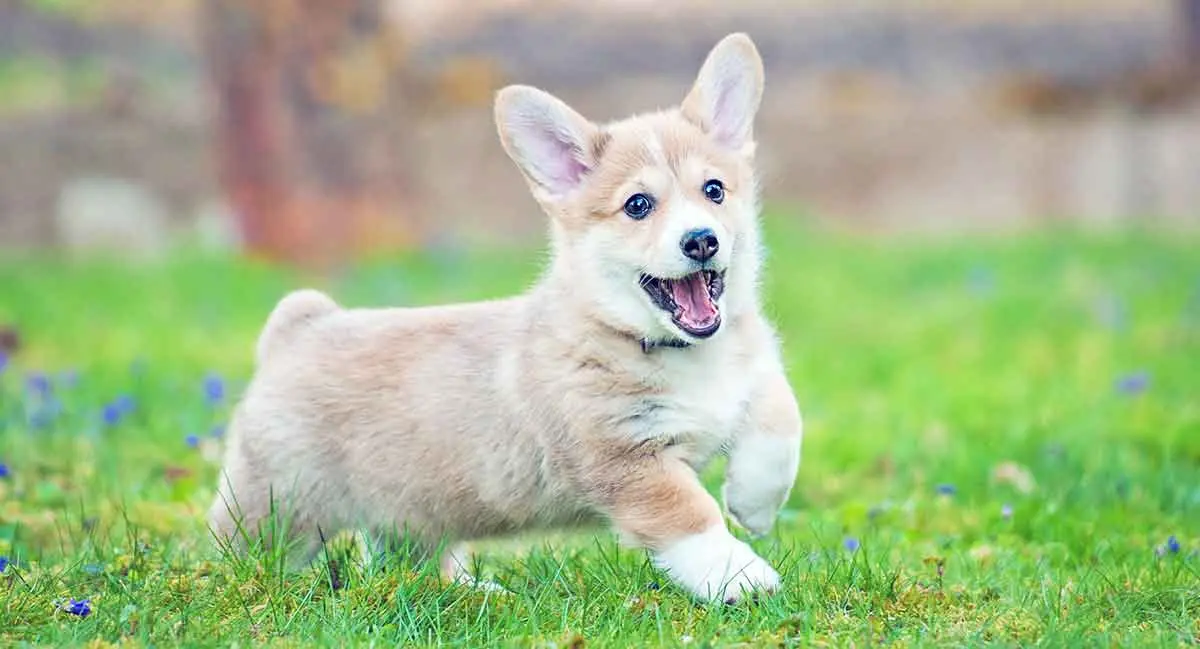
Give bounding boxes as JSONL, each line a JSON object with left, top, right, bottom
{"left": 627, "top": 341, "right": 762, "bottom": 464}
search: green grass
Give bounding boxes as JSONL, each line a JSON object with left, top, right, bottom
{"left": 0, "top": 218, "right": 1198, "bottom": 646}
{"left": 0, "top": 57, "right": 107, "bottom": 117}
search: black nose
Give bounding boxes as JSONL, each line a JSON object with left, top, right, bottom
{"left": 680, "top": 228, "right": 719, "bottom": 263}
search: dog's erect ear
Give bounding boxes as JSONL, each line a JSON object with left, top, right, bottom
{"left": 681, "top": 33, "right": 764, "bottom": 152}
{"left": 495, "top": 85, "right": 601, "bottom": 200}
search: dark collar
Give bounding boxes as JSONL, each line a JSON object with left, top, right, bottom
{"left": 603, "top": 322, "right": 692, "bottom": 354}
{"left": 640, "top": 337, "right": 692, "bottom": 353}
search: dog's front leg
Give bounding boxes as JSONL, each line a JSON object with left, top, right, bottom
{"left": 590, "top": 449, "right": 779, "bottom": 603}
{"left": 722, "top": 370, "right": 802, "bottom": 537}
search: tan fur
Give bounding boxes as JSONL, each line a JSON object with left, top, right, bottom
{"left": 209, "top": 33, "right": 803, "bottom": 602}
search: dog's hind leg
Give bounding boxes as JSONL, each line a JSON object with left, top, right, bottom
{"left": 208, "top": 464, "right": 324, "bottom": 568}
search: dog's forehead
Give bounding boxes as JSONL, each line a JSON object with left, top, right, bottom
{"left": 600, "top": 113, "right": 723, "bottom": 179}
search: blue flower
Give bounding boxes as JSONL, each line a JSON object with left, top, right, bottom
{"left": 210, "top": 424, "right": 226, "bottom": 438}
{"left": 102, "top": 403, "right": 122, "bottom": 427}
{"left": 0, "top": 350, "right": 8, "bottom": 374}
{"left": 936, "top": 483, "right": 957, "bottom": 496}
{"left": 1167, "top": 535, "right": 1181, "bottom": 554}
{"left": 26, "top": 372, "right": 51, "bottom": 397}
{"left": 0, "top": 462, "right": 8, "bottom": 479}
{"left": 1115, "top": 372, "right": 1149, "bottom": 395}
{"left": 0, "top": 556, "right": 9, "bottom": 572}
{"left": 185, "top": 434, "right": 200, "bottom": 449}
{"left": 115, "top": 395, "right": 136, "bottom": 414}
{"left": 1001, "top": 503, "right": 1013, "bottom": 520}
{"left": 61, "top": 598, "right": 91, "bottom": 617}
{"left": 203, "top": 373, "right": 225, "bottom": 405}
{"left": 843, "top": 537, "right": 860, "bottom": 552}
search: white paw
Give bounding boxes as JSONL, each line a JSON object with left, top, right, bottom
{"left": 653, "top": 525, "right": 780, "bottom": 603}
{"left": 451, "top": 573, "right": 510, "bottom": 595}
{"left": 723, "top": 431, "right": 801, "bottom": 537}
{"left": 440, "top": 542, "right": 509, "bottom": 595}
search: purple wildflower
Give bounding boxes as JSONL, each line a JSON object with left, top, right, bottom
{"left": 843, "top": 537, "right": 860, "bottom": 552}
{"left": 61, "top": 598, "right": 91, "bottom": 617}
{"left": 0, "top": 557, "right": 8, "bottom": 572}
{"left": 26, "top": 372, "right": 51, "bottom": 396}
{"left": 0, "top": 350, "right": 8, "bottom": 374}
{"left": 203, "top": 373, "right": 225, "bottom": 405}
{"left": 1115, "top": 372, "right": 1149, "bottom": 395}
{"left": 936, "top": 483, "right": 957, "bottom": 496}
{"left": 102, "top": 403, "right": 122, "bottom": 427}
{"left": 0, "top": 463, "right": 8, "bottom": 479}
{"left": 1166, "top": 536, "right": 1181, "bottom": 554}
{"left": 115, "top": 395, "right": 135, "bottom": 414}
{"left": 185, "top": 434, "right": 200, "bottom": 449}
{"left": 1001, "top": 504, "right": 1013, "bottom": 520}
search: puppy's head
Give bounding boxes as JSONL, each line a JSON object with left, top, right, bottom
{"left": 496, "top": 33, "right": 764, "bottom": 345}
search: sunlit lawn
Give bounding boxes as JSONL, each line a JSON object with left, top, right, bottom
{"left": 1, "top": 217, "right": 1197, "bottom": 646}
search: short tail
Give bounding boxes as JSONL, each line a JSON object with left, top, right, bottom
{"left": 256, "top": 289, "right": 339, "bottom": 365}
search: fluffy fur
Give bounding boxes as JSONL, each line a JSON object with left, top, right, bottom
{"left": 208, "top": 33, "right": 803, "bottom": 603}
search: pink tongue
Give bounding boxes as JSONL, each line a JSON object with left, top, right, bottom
{"left": 669, "top": 274, "right": 718, "bottom": 328}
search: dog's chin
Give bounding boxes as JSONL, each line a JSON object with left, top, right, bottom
{"left": 638, "top": 269, "right": 727, "bottom": 342}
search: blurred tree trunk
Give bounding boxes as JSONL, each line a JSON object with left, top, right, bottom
{"left": 201, "top": 0, "right": 419, "bottom": 268}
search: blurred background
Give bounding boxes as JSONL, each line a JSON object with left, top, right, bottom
{"left": 0, "top": 0, "right": 1197, "bottom": 266}
{"left": 0, "top": 6, "right": 1198, "bottom": 638}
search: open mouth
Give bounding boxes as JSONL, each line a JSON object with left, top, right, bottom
{"left": 639, "top": 269, "right": 726, "bottom": 338}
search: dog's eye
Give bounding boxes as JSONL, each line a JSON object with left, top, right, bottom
{"left": 703, "top": 179, "right": 725, "bottom": 204}
{"left": 623, "top": 193, "right": 654, "bottom": 220}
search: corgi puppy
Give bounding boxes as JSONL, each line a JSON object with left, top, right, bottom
{"left": 209, "top": 32, "right": 802, "bottom": 603}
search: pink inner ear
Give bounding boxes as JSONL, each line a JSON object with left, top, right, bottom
{"left": 551, "top": 138, "right": 589, "bottom": 189}
{"left": 709, "top": 75, "right": 747, "bottom": 148}
{"left": 520, "top": 122, "right": 589, "bottom": 195}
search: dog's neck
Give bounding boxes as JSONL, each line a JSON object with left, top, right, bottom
{"left": 532, "top": 272, "right": 724, "bottom": 354}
